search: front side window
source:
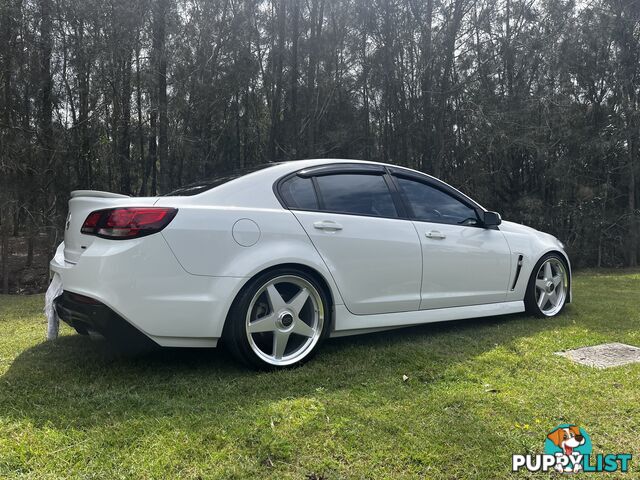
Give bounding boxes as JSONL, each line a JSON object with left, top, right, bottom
{"left": 395, "top": 176, "right": 478, "bottom": 225}
{"left": 315, "top": 174, "right": 398, "bottom": 217}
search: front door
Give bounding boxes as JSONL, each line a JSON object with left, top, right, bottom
{"left": 392, "top": 174, "right": 512, "bottom": 309}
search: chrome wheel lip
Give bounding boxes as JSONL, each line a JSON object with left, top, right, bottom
{"left": 535, "top": 258, "right": 567, "bottom": 317}
{"left": 245, "top": 275, "right": 324, "bottom": 366}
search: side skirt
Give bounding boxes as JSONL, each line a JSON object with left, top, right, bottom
{"left": 331, "top": 300, "right": 525, "bottom": 336}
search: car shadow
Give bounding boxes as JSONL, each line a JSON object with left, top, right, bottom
{"left": 0, "top": 309, "right": 564, "bottom": 432}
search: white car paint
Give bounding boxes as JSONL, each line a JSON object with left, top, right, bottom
{"left": 292, "top": 210, "right": 422, "bottom": 314}
{"left": 412, "top": 221, "right": 512, "bottom": 309}
{"left": 49, "top": 159, "right": 571, "bottom": 348}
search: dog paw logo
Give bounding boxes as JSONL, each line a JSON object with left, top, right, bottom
{"left": 545, "top": 424, "right": 592, "bottom": 473}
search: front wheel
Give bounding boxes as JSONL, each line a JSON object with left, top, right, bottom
{"left": 524, "top": 253, "right": 569, "bottom": 317}
{"left": 223, "top": 268, "right": 330, "bottom": 369}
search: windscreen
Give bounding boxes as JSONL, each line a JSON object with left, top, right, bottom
{"left": 163, "top": 163, "right": 280, "bottom": 196}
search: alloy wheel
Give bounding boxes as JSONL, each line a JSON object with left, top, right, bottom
{"left": 245, "top": 275, "right": 324, "bottom": 366}
{"left": 534, "top": 257, "right": 567, "bottom": 316}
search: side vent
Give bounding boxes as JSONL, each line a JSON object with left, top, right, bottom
{"left": 510, "top": 255, "right": 524, "bottom": 290}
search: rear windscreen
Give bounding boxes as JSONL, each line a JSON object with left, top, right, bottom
{"left": 163, "top": 163, "right": 280, "bottom": 196}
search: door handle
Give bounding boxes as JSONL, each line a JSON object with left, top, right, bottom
{"left": 313, "top": 220, "right": 343, "bottom": 231}
{"left": 425, "top": 230, "right": 446, "bottom": 239}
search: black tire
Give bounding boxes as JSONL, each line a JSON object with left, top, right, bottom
{"left": 223, "top": 267, "right": 331, "bottom": 370}
{"left": 524, "top": 252, "right": 569, "bottom": 318}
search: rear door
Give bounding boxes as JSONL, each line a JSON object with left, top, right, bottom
{"left": 390, "top": 172, "right": 512, "bottom": 309}
{"left": 280, "top": 166, "right": 422, "bottom": 315}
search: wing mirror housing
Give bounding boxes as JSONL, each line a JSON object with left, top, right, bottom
{"left": 482, "top": 211, "right": 502, "bottom": 227}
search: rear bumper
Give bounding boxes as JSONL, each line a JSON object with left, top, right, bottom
{"left": 49, "top": 236, "right": 243, "bottom": 347}
{"left": 54, "top": 291, "right": 153, "bottom": 343}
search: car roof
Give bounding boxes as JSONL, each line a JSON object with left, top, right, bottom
{"left": 157, "top": 158, "right": 484, "bottom": 211}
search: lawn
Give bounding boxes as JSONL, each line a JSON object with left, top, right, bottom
{"left": 1, "top": 271, "right": 639, "bottom": 479}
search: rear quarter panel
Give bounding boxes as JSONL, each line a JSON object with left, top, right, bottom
{"left": 158, "top": 204, "right": 345, "bottom": 304}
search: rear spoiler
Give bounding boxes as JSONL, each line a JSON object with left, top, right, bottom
{"left": 70, "top": 190, "right": 129, "bottom": 199}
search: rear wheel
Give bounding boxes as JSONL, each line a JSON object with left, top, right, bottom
{"left": 524, "top": 253, "right": 569, "bottom": 317}
{"left": 224, "top": 268, "right": 330, "bottom": 369}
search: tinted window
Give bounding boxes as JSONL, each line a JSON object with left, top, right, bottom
{"left": 396, "top": 177, "right": 478, "bottom": 225}
{"left": 164, "top": 163, "right": 280, "bottom": 196}
{"left": 315, "top": 174, "right": 397, "bottom": 217}
{"left": 279, "top": 176, "right": 318, "bottom": 210}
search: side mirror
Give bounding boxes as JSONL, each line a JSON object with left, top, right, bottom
{"left": 482, "top": 211, "right": 502, "bottom": 227}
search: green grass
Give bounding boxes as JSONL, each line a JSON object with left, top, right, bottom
{"left": 1, "top": 271, "right": 639, "bottom": 479}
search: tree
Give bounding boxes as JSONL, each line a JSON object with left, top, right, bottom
{"left": 3, "top": 0, "right": 640, "bottom": 292}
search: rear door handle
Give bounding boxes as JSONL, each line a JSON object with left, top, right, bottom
{"left": 313, "top": 220, "right": 343, "bottom": 231}
{"left": 425, "top": 230, "right": 446, "bottom": 239}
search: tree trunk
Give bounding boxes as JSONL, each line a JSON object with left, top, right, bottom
{"left": 433, "top": 0, "right": 464, "bottom": 178}
{"left": 38, "top": 0, "right": 54, "bottom": 257}
{"left": 628, "top": 163, "right": 637, "bottom": 266}
{"left": 118, "top": 54, "right": 132, "bottom": 194}
{"left": 39, "top": 0, "right": 54, "bottom": 170}
{"left": 136, "top": 35, "right": 146, "bottom": 196}
{"left": 154, "top": 0, "right": 169, "bottom": 193}
{"left": 0, "top": 0, "right": 16, "bottom": 292}
{"left": 1, "top": 212, "right": 9, "bottom": 294}
{"left": 360, "top": 10, "right": 371, "bottom": 160}
{"left": 268, "top": 0, "right": 286, "bottom": 162}
{"left": 77, "top": 23, "right": 91, "bottom": 188}
{"left": 289, "top": 0, "right": 300, "bottom": 156}
{"left": 421, "top": 0, "right": 434, "bottom": 172}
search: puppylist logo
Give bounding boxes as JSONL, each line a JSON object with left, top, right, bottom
{"left": 512, "top": 424, "right": 632, "bottom": 473}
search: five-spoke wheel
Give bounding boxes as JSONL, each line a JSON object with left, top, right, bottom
{"left": 224, "top": 268, "right": 329, "bottom": 369}
{"left": 525, "top": 253, "right": 568, "bottom": 317}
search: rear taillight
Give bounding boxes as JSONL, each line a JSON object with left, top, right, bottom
{"left": 81, "top": 207, "right": 177, "bottom": 239}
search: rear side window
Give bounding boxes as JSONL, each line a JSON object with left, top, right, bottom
{"left": 395, "top": 176, "right": 478, "bottom": 225}
{"left": 315, "top": 174, "right": 398, "bottom": 217}
{"left": 279, "top": 176, "right": 319, "bottom": 210}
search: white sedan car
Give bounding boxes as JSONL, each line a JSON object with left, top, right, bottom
{"left": 50, "top": 159, "right": 571, "bottom": 368}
